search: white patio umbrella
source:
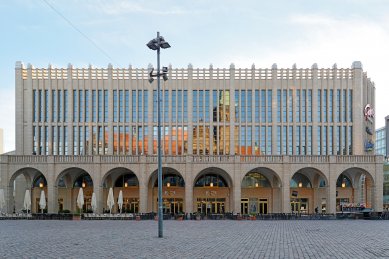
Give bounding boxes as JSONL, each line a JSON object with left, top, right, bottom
{"left": 23, "top": 189, "right": 31, "bottom": 214}
{"left": 39, "top": 190, "right": 46, "bottom": 213}
{"left": 118, "top": 190, "right": 123, "bottom": 214}
{"left": 77, "top": 187, "right": 84, "bottom": 214}
{"left": 91, "top": 192, "right": 97, "bottom": 213}
{"left": 107, "top": 187, "right": 115, "bottom": 214}
{"left": 0, "top": 189, "right": 5, "bottom": 213}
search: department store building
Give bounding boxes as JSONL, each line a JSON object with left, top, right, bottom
{"left": 0, "top": 61, "right": 384, "bottom": 215}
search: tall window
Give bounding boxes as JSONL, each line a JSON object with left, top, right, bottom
{"left": 125, "top": 90, "right": 129, "bottom": 122}
{"left": 172, "top": 90, "right": 176, "bottom": 123}
{"left": 45, "top": 90, "right": 49, "bottom": 122}
{"left": 276, "top": 126, "right": 282, "bottom": 155}
{"left": 348, "top": 90, "right": 353, "bottom": 122}
{"left": 193, "top": 90, "right": 198, "bottom": 123}
{"left": 73, "top": 126, "right": 78, "bottom": 155}
{"left": 336, "top": 90, "right": 341, "bottom": 122}
{"left": 296, "top": 90, "right": 300, "bottom": 123}
{"left": 255, "top": 90, "right": 260, "bottom": 123}
{"left": 113, "top": 90, "right": 118, "bottom": 122}
{"left": 301, "top": 90, "right": 306, "bottom": 123}
{"left": 323, "top": 89, "right": 327, "bottom": 123}
{"left": 183, "top": 90, "right": 188, "bottom": 123}
{"left": 79, "top": 126, "right": 84, "bottom": 155}
{"left": 79, "top": 90, "right": 84, "bottom": 123}
{"left": 119, "top": 90, "right": 124, "bottom": 122}
{"left": 329, "top": 126, "right": 333, "bottom": 155}
{"left": 153, "top": 90, "right": 157, "bottom": 123}
{"left": 282, "top": 126, "right": 287, "bottom": 154}
{"left": 323, "top": 126, "right": 327, "bottom": 155}
{"left": 52, "top": 126, "right": 57, "bottom": 155}
{"left": 92, "top": 90, "right": 96, "bottom": 122}
{"left": 104, "top": 90, "right": 108, "bottom": 123}
{"left": 317, "top": 126, "right": 321, "bottom": 155}
{"left": 144, "top": 90, "right": 148, "bottom": 123}
{"left": 64, "top": 90, "right": 68, "bottom": 122}
{"left": 307, "top": 89, "right": 312, "bottom": 122}
{"left": 178, "top": 90, "right": 183, "bottom": 123}
{"left": 73, "top": 90, "right": 78, "bottom": 122}
{"left": 39, "top": 90, "right": 43, "bottom": 122}
{"left": 163, "top": 90, "right": 168, "bottom": 123}
{"left": 205, "top": 90, "right": 210, "bottom": 122}
{"left": 64, "top": 126, "right": 68, "bottom": 155}
{"left": 317, "top": 89, "right": 321, "bottom": 123}
{"left": 267, "top": 90, "right": 272, "bottom": 123}
{"left": 261, "top": 90, "right": 266, "bottom": 123}
{"left": 247, "top": 90, "right": 252, "bottom": 123}
{"left": 329, "top": 90, "right": 333, "bottom": 122}
{"left": 267, "top": 126, "right": 272, "bottom": 154}
{"left": 52, "top": 90, "right": 56, "bottom": 122}
{"left": 282, "top": 90, "right": 287, "bottom": 123}
{"left": 98, "top": 90, "right": 102, "bottom": 122}
{"left": 132, "top": 90, "right": 136, "bottom": 123}
{"left": 58, "top": 90, "right": 63, "bottom": 122}
{"left": 33, "top": 90, "right": 37, "bottom": 122}
{"left": 85, "top": 90, "right": 89, "bottom": 122}
{"left": 288, "top": 90, "right": 293, "bottom": 122}
{"left": 342, "top": 90, "right": 347, "bottom": 122}
{"left": 277, "top": 90, "right": 281, "bottom": 123}
{"left": 288, "top": 126, "right": 293, "bottom": 155}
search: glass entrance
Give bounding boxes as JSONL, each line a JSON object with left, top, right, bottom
{"left": 197, "top": 198, "right": 225, "bottom": 214}
{"left": 123, "top": 198, "right": 139, "bottom": 213}
{"left": 241, "top": 198, "right": 269, "bottom": 214}
{"left": 290, "top": 198, "right": 309, "bottom": 213}
{"left": 161, "top": 198, "right": 183, "bottom": 215}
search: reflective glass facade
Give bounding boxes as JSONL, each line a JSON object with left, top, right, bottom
{"left": 23, "top": 64, "right": 376, "bottom": 157}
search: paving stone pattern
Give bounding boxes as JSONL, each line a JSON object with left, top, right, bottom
{"left": 0, "top": 220, "right": 388, "bottom": 258}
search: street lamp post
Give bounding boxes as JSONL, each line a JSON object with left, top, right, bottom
{"left": 147, "top": 32, "right": 170, "bottom": 238}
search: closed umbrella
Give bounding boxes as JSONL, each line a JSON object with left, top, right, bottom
{"left": 0, "top": 189, "right": 5, "bottom": 213}
{"left": 24, "top": 190, "right": 31, "bottom": 214}
{"left": 39, "top": 190, "right": 46, "bottom": 213}
{"left": 91, "top": 192, "right": 97, "bottom": 213}
{"left": 107, "top": 187, "right": 115, "bottom": 214}
{"left": 118, "top": 190, "right": 123, "bottom": 214}
{"left": 77, "top": 188, "right": 84, "bottom": 213}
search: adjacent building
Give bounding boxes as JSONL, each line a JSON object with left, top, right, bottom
{"left": 375, "top": 115, "right": 389, "bottom": 157}
{"left": 0, "top": 61, "right": 383, "bottom": 215}
{"left": 0, "top": 128, "right": 3, "bottom": 154}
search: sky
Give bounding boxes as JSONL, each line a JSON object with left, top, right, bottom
{"left": 0, "top": 0, "right": 389, "bottom": 152}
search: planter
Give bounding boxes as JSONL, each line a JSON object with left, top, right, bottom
{"left": 136, "top": 216, "right": 141, "bottom": 221}
{"left": 72, "top": 215, "right": 81, "bottom": 221}
{"left": 154, "top": 216, "right": 158, "bottom": 221}
{"left": 196, "top": 215, "right": 201, "bottom": 220}
{"left": 176, "top": 216, "right": 183, "bottom": 221}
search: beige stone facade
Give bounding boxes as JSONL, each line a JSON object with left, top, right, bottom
{"left": 0, "top": 61, "right": 384, "bottom": 214}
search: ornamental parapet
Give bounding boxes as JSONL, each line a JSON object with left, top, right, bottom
{"left": 0, "top": 155, "right": 380, "bottom": 165}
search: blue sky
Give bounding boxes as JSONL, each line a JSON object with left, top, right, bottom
{"left": 1, "top": 0, "right": 389, "bottom": 152}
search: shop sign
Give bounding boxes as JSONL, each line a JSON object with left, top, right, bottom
{"left": 365, "top": 126, "right": 373, "bottom": 135}
{"left": 291, "top": 190, "right": 298, "bottom": 197}
{"left": 164, "top": 190, "right": 176, "bottom": 196}
{"left": 365, "top": 140, "right": 374, "bottom": 152}
{"left": 205, "top": 190, "right": 217, "bottom": 196}
{"left": 364, "top": 104, "right": 375, "bottom": 122}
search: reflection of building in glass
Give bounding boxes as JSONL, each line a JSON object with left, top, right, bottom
{"left": 384, "top": 162, "right": 389, "bottom": 210}
{"left": 375, "top": 115, "right": 389, "bottom": 157}
{"left": 0, "top": 61, "right": 384, "bottom": 215}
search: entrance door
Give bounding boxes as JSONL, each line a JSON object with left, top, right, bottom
{"left": 197, "top": 198, "right": 225, "bottom": 215}
{"left": 258, "top": 199, "right": 268, "bottom": 214}
{"left": 241, "top": 198, "right": 249, "bottom": 214}
{"left": 291, "top": 198, "right": 309, "bottom": 213}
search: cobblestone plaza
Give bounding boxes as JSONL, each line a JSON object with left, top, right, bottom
{"left": 0, "top": 220, "right": 388, "bottom": 258}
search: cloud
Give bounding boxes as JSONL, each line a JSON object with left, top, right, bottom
{"left": 87, "top": 0, "right": 190, "bottom": 16}
{"left": 225, "top": 13, "right": 389, "bottom": 127}
{"left": 0, "top": 87, "right": 15, "bottom": 152}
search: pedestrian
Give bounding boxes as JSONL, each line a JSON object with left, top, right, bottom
{"left": 315, "top": 207, "right": 318, "bottom": 214}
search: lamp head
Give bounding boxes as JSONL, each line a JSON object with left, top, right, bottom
{"left": 147, "top": 39, "right": 158, "bottom": 50}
